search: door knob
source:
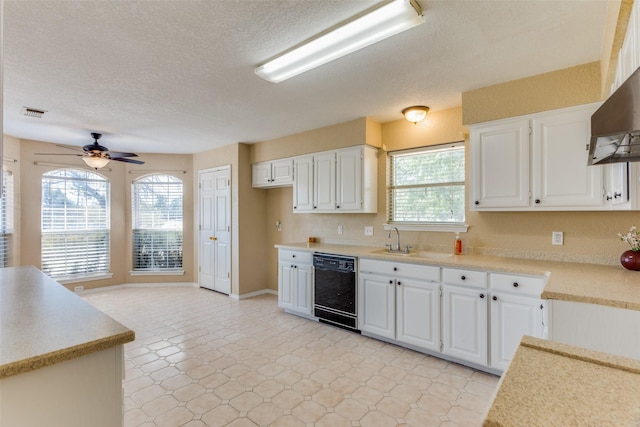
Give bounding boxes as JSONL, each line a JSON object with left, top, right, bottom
{"left": 209, "top": 236, "right": 217, "bottom": 241}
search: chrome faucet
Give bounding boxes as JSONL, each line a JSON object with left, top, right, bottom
{"left": 386, "top": 227, "right": 410, "bottom": 253}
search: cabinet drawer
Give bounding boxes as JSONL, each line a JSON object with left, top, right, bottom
{"left": 359, "top": 259, "right": 440, "bottom": 282}
{"left": 442, "top": 268, "right": 487, "bottom": 289}
{"left": 278, "top": 250, "right": 312, "bottom": 264}
{"left": 490, "top": 273, "right": 545, "bottom": 296}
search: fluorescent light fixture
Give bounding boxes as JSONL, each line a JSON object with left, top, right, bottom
{"left": 83, "top": 156, "right": 110, "bottom": 169}
{"left": 255, "top": 0, "right": 424, "bottom": 83}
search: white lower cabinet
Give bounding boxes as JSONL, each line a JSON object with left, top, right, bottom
{"left": 441, "top": 268, "right": 488, "bottom": 367}
{"left": 490, "top": 292, "right": 544, "bottom": 371}
{"left": 359, "top": 259, "right": 440, "bottom": 352}
{"left": 278, "top": 250, "right": 313, "bottom": 316}
{"left": 488, "top": 273, "right": 546, "bottom": 371}
{"left": 356, "top": 260, "right": 547, "bottom": 372}
{"left": 441, "top": 284, "right": 488, "bottom": 367}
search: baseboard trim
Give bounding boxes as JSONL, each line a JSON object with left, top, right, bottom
{"left": 231, "top": 289, "right": 278, "bottom": 300}
{"left": 77, "top": 282, "right": 199, "bottom": 295}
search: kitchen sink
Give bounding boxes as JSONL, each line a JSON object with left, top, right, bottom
{"left": 369, "top": 249, "right": 453, "bottom": 259}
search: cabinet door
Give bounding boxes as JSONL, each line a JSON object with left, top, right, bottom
{"left": 442, "top": 285, "right": 488, "bottom": 366}
{"left": 604, "top": 163, "right": 628, "bottom": 205}
{"left": 252, "top": 162, "right": 272, "bottom": 187}
{"left": 396, "top": 279, "right": 440, "bottom": 352}
{"left": 336, "top": 147, "right": 362, "bottom": 211}
{"left": 314, "top": 152, "right": 336, "bottom": 211}
{"left": 294, "top": 263, "right": 313, "bottom": 316}
{"left": 359, "top": 273, "right": 395, "bottom": 339}
{"left": 531, "top": 105, "right": 603, "bottom": 207}
{"left": 278, "top": 262, "right": 295, "bottom": 310}
{"left": 293, "top": 156, "right": 314, "bottom": 212}
{"left": 470, "top": 118, "right": 530, "bottom": 209}
{"left": 271, "top": 159, "right": 294, "bottom": 186}
{"left": 490, "top": 293, "right": 544, "bottom": 371}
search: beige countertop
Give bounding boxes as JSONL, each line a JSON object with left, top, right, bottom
{"left": 0, "top": 266, "right": 135, "bottom": 379}
{"left": 483, "top": 336, "right": 640, "bottom": 426}
{"left": 276, "top": 242, "right": 640, "bottom": 311}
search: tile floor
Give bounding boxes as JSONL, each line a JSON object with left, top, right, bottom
{"left": 83, "top": 287, "right": 499, "bottom": 427}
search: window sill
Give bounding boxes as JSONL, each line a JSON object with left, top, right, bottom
{"left": 130, "top": 270, "right": 185, "bottom": 276}
{"left": 383, "top": 223, "right": 469, "bottom": 233}
{"left": 56, "top": 273, "right": 114, "bottom": 284}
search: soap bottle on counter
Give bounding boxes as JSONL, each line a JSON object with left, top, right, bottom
{"left": 454, "top": 233, "right": 463, "bottom": 255}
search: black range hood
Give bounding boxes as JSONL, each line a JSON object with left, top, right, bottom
{"left": 588, "top": 66, "right": 640, "bottom": 165}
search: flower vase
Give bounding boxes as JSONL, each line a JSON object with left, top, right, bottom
{"left": 620, "top": 250, "right": 640, "bottom": 271}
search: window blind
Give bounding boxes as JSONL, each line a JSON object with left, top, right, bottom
{"left": 41, "top": 169, "right": 110, "bottom": 278}
{"left": 388, "top": 142, "right": 465, "bottom": 223}
{"left": 0, "top": 169, "right": 13, "bottom": 268}
{"left": 132, "top": 175, "right": 183, "bottom": 270}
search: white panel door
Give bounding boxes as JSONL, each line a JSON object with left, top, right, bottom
{"left": 531, "top": 105, "right": 602, "bottom": 207}
{"left": 442, "top": 285, "right": 488, "bottom": 366}
{"left": 396, "top": 279, "right": 440, "bottom": 352}
{"left": 278, "top": 262, "right": 295, "bottom": 310}
{"left": 490, "top": 293, "right": 544, "bottom": 371}
{"left": 199, "top": 170, "right": 215, "bottom": 290}
{"left": 336, "top": 146, "right": 362, "bottom": 211}
{"left": 294, "top": 264, "right": 313, "bottom": 316}
{"left": 359, "top": 273, "right": 395, "bottom": 339}
{"left": 314, "top": 152, "right": 336, "bottom": 211}
{"left": 470, "top": 119, "right": 530, "bottom": 209}
{"left": 213, "top": 169, "right": 231, "bottom": 295}
{"left": 293, "top": 156, "right": 314, "bottom": 212}
{"left": 199, "top": 167, "right": 231, "bottom": 295}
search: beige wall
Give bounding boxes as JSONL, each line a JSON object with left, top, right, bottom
{"left": 16, "top": 139, "right": 194, "bottom": 291}
{"left": 462, "top": 62, "right": 602, "bottom": 124}
{"left": 256, "top": 62, "right": 637, "bottom": 292}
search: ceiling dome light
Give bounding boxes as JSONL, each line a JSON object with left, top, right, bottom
{"left": 402, "top": 106, "right": 430, "bottom": 124}
{"left": 83, "top": 156, "right": 110, "bottom": 169}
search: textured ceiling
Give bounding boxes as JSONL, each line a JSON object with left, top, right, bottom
{"left": 4, "top": 0, "right": 609, "bottom": 154}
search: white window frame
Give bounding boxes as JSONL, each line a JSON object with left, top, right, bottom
{"left": 131, "top": 174, "right": 184, "bottom": 275}
{"left": 385, "top": 142, "right": 468, "bottom": 233}
{"left": 41, "top": 168, "right": 111, "bottom": 282}
{"left": 0, "top": 168, "right": 14, "bottom": 268}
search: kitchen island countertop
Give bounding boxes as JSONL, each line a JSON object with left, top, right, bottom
{"left": 276, "top": 242, "right": 640, "bottom": 311}
{"left": 483, "top": 336, "right": 640, "bottom": 426}
{"left": 0, "top": 266, "right": 135, "bottom": 379}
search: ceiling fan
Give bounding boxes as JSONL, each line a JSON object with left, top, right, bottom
{"left": 36, "top": 133, "right": 145, "bottom": 169}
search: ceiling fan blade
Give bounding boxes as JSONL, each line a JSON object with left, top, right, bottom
{"left": 108, "top": 152, "right": 139, "bottom": 158}
{"left": 34, "top": 153, "right": 84, "bottom": 156}
{"left": 55, "top": 144, "right": 84, "bottom": 152}
{"left": 111, "top": 157, "right": 145, "bottom": 165}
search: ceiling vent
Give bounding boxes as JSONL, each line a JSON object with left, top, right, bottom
{"left": 22, "top": 107, "right": 47, "bottom": 118}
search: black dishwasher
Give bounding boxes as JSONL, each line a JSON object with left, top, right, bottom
{"left": 313, "top": 253, "right": 359, "bottom": 331}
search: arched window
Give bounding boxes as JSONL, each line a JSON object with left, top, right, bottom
{"left": 132, "top": 174, "right": 183, "bottom": 272}
{"left": 0, "top": 168, "right": 14, "bottom": 268}
{"left": 41, "top": 169, "right": 110, "bottom": 279}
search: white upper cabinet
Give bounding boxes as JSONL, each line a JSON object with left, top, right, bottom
{"left": 470, "top": 103, "right": 618, "bottom": 211}
{"left": 292, "top": 145, "right": 378, "bottom": 214}
{"left": 293, "top": 156, "right": 314, "bottom": 212}
{"left": 314, "top": 151, "right": 337, "bottom": 212}
{"left": 531, "top": 105, "right": 602, "bottom": 208}
{"left": 471, "top": 118, "right": 530, "bottom": 209}
{"left": 252, "top": 158, "right": 294, "bottom": 188}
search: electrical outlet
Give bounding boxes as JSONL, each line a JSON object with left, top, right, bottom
{"left": 552, "top": 231, "right": 563, "bottom": 246}
{"left": 74, "top": 285, "right": 84, "bottom": 293}
{"left": 338, "top": 225, "right": 343, "bottom": 235}
{"left": 364, "top": 226, "right": 374, "bottom": 236}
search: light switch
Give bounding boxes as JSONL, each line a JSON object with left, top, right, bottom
{"left": 364, "top": 226, "right": 374, "bottom": 236}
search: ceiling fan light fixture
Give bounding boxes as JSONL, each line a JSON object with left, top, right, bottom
{"left": 402, "top": 105, "right": 429, "bottom": 124}
{"left": 83, "top": 156, "right": 110, "bottom": 169}
{"left": 255, "top": 0, "right": 424, "bottom": 83}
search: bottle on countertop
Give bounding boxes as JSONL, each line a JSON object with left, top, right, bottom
{"left": 455, "top": 233, "right": 463, "bottom": 255}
